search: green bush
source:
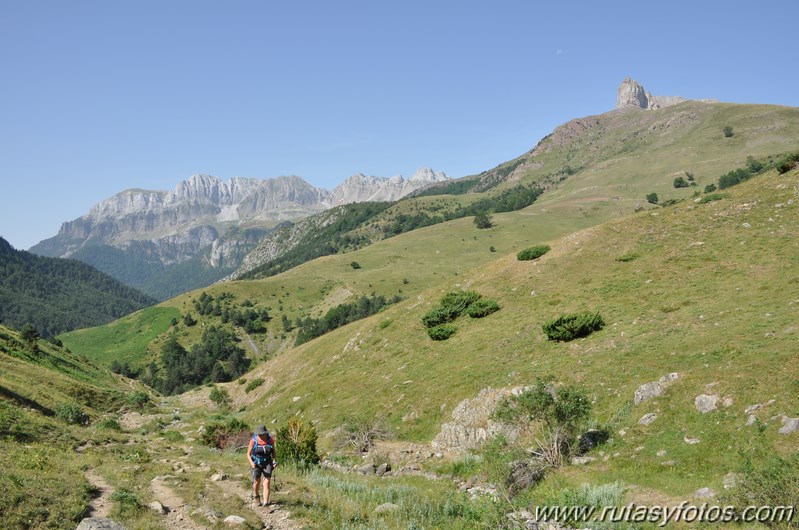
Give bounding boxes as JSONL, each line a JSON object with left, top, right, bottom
{"left": 646, "top": 192, "right": 659, "bottom": 205}
{"left": 276, "top": 418, "right": 320, "bottom": 467}
{"left": 777, "top": 152, "right": 799, "bottom": 174}
{"left": 350, "top": 261, "right": 361, "bottom": 269}
{"left": 421, "top": 306, "right": 458, "bottom": 328}
{"left": 474, "top": 211, "right": 493, "bottom": 229}
{"left": 517, "top": 245, "right": 551, "bottom": 261}
{"left": 209, "top": 386, "right": 231, "bottom": 408}
{"left": 699, "top": 193, "right": 728, "bottom": 204}
{"left": 245, "top": 377, "right": 265, "bottom": 393}
{"left": 673, "top": 176, "right": 689, "bottom": 188}
{"left": 110, "top": 489, "right": 143, "bottom": 519}
{"left": 440, "top": 290, "right": 481, "bottom": 314}
{"left": 615, "top": 252, "right": 640, "bottom": 263}
{"left": 124, "top": 391, "right": 150, "bottom": 410}
{"left": 723, "top": 125, "right": 734, "bottom": 138}
{"left": 56, "top": 402, "right": 90, "bottom": 426}
{"left": 94, "top": 418, "right": 122, "bottom": 431}
{"left": 427, "top": 324, "right": 457, "bottom": 341}
{"left": 467, "top": 298, "right": 500, "bottom": 318}
{"left": 543, "top": 312, "right": 605, "bottom": 341}
{"left": 704, "top": 183, "right": 717, "bottom": 193}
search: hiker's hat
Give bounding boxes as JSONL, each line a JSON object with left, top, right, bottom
{"left": 255, "top": 425, "right": 269, "bottom": 436}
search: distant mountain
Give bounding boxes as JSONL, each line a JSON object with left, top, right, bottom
{"left": 30, "top": 168, "right": 450, "bottom": 299}
{"left": 0, "top": 236, "right": 155, "bottom": 337}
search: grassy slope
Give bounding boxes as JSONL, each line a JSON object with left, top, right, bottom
{"left": 237, "top": 167, "right": 798, "bottom": 497}
{"left": 0, "top": 325, "right": 137, "bottom": 415}
{"left": 60, "top": 103, "right": 799, "bottom": 372}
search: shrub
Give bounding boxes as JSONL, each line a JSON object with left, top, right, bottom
{"left": 245, "top": 377, "right": 264, "bottom": 393}
{"left": 124, "top": 391, "right": 150, "bottom": 410}
{"left": 95, "top": 418, "right": 122, "bottom": 431}
{"left": 56, "top": 402, "right": 90, "bottom": 426}
{"left": 699, "top": 193, "right": 728, "bottom": 204}
{"left": 276, "top": 418, "right": 320, "bottom": 466}
{"left": 110, "top": 489, "right": 143, "bottom": 519}
{"left": 517, "top": 244, "right": 551, "bottom": 261}
{"left": 704, "top": 183, "right": 717, "bottom": 193}
{"left": 440, "top": 290, "right": 481, "bottom": 314}
{"left": 421, "top": 306, "right": 458, "bottom": 328}
{"left": 646, "top": 193, "right": 659, "bottom": 205}
{"left": 350, "top": 261, "right": 361, "bottom": 269}
{"left": 776, "top": 152, "right": 799, "bottom": 174}
{"left": 427, "top": 324, "right": 457, "bottom": 341}
{"left": 467, "top": 298, "right": 500, "bottom": 318}
{"left": 200, "top": 417, "right": 249, "bottom": 448}
{"left": 489, "top": 246, "right": 496, "bottom": 252}
{"left": 615, "top": 252, "right": 640, "bottom": 262}
{"left": 20, "top": 324, "right": 39, "bottom": 345}
{"left": 673, "top": 176, "right": 689, "bottom": 188}
{"left": 543, "top": 312, "right": 605, "bottom": 341}
{"left": 209, "top": 386, "right": 231, "bottom": 408}
{"left": 335, "top": 416, "right": 391, "bottom": 453}
{"left": 723, "top": 126, "right": 734, "bottom": 138}
{"left": 474, "top": 211, "right": 493, "bottom": 229}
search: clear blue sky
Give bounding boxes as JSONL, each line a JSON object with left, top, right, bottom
{"left": 2, "top": 0, "right": 797, "bottom": 250}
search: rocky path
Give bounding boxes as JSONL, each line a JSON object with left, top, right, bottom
{"left": 212, "top": 476, "right": 301, "bottom": 530}
{"left": 84, "top": 470, "right": 114, "bottom": 518}
{"left": 149, "top": 475, "right": 208, "bottom": 530}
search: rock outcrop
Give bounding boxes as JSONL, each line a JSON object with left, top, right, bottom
{"left": 431, "top": 387, "right": 520, "bottom": 453}
{"left": 616, "top": 77, "right": 688, "bottom": 110}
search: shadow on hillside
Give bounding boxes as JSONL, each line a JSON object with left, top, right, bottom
{"left": 0, "top": 384, "right": 54, "bottom": 420}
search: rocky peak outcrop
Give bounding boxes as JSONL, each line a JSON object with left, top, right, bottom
{"left": 329, "top": 167, "right": 450, "bottom": 205}
{"left": 616, "top": 77, "right": 687, "bottom": 110}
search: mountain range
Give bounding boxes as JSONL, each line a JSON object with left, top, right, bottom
{"left": 30, "top": 168, "right": 449, "bottom": 299}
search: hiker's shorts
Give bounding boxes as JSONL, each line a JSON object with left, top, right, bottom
{"left": 253, "top": 464, "right": 273, "bottom": 479}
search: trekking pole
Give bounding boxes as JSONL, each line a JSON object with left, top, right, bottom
{"left": 250, "top": 467, "right": 255, "bottom": 510}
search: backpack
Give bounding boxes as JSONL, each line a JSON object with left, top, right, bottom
{"left": 251, "top": 433, "right": 274, "bottom": 466}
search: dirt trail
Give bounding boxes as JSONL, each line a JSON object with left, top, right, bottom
{"left": 150, "top": 475, "right": 208, "bottom": 530}
{"left": 212, "top": 476, "right": 302, "bottom": 530}
{"left": 84, "top": 470, "right": 113, "bottom": 518}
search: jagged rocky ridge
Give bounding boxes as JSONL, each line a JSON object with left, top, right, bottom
{"left": 30, "top": 169, "right": 449, "bottom": 298}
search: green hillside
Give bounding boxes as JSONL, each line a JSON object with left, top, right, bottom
{"left": 44, "top": 102, "right": 799, "bottom": 528}
{"left": 230, "top": 102, "right": 799, "bottom": 289}
{"left": 0, "top": 324, "right": 158, "bottom": 529}
{"left": 0, "top": 237, "right": 156, "bottom": 337}
{"left": 234, "top": 166, "right": 799, "bottom": 495}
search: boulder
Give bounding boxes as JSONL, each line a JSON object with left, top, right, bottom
{"left": 778, "top": 417, "right": 799, "bottom": 434}
{"left": 147, "top": 501, "right": 167, "bottom": 515}
{"left": 638, "top": 413, "right": 658, "bottom": 426}
{"left": 432, "top": 387, "right": 520, "bottom": 453}
{"left": 723, "top": 472, "right": 738, "bottom": 489}
{"left": 695, "top": 394, "right": 720, "bottom": 413}
{"left": 223, "top": 515, "right": 246, "bottom": 526}
{"left": 76, "top": 519, "right": 128, "bottom": 530}
{"left": 577, "top": 429, "right": 609, "bottom": 452}
{"left": 211, "top": 473, "right": 228, "bottom": 482}
{"left": 375, "top": 463, "right": 391, "bottom": 476}
{"left": 634, "top": 382, "right": 664, "bottom": 405}
{"left": 694, "top": 487, "right": 716, "bottom": 499}
{"left": 354, "top": 463, "right": 376, "bottom": 475}
{"left": 374, "top": 502, "right": 399, "bottom": 514}
{"left": 684, "top": 436, "right": 701, "bottom": 445}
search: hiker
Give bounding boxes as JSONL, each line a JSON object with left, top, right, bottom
{"left": 247, "top": 425, "right": 277, "bottom": 506}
